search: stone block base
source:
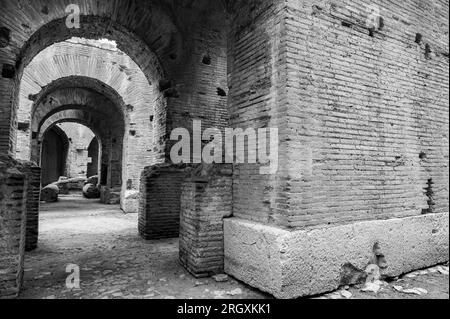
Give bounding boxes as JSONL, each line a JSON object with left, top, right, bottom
{"left": 224, "top": 213, "right": 449, "bottom": 299}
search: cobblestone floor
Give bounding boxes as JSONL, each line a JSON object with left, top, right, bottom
{"left": 18, "top": 195, "right": 449, "bottom": 300}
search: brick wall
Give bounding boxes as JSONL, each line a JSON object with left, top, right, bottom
{"left": 227, "top": 0, "right": 449, "bottom": 229}
{"left": 179, "top": 165, "right": 233, "bottom": 277}
{"left": 138, "top": 164, "right": 187, "bottom": 240}
{"left": 18, "top": 161, "right": 41, "bottom": 252}
{"left": 228, "top": 0, "right": 290, "bottom": 225}
{"left": 281, "top": 0, "right": 449, "bottom": 228}
{"left": 0, "top": 155, "right": 27, "bottom": 298}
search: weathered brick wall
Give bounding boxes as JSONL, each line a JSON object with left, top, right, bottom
{"left": 138, "top": 164, "right": 187, "bottom": 240}
{"left": 18, "top": 161, "right": 41, "bottom": 252}
{"left": 0, "top": 156, "right": 27, "bottom": 298}
{"left": 162, "top": 5, "right": 230, "bottom": 162}
{"left": 281, "top": 0, "right": 449, "bottom": 228}
{"left": 227, "top": 0, "right": 449, "bottom": 229}
{"left": 228, "top": 0, "right": 289, "bottom": 225}
{"left": 180, "top": 166, "right": 233, "bottom": 277}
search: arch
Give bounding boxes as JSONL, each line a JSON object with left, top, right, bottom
{"left": 15, "top": 39, "right": 160, "bottom": 212}
{"left": 15, "top": 7, "right": 179, "bottom": 79}
{"left": 37, "top": 107, "right": 123, "bottom": 191}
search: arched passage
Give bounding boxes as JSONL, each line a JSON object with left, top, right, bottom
{"left": 38, "top": 107, "right": 124, "bottom": 192}
{"left": 40, "top": 125, "right": 69, "bottom": 186}
{"left": 1, "top": 0, "right": 232, "bottom": 299}
{"left": 17, "top": 37, "right": 162, "bottom": 211}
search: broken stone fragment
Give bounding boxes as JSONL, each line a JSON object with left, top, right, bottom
{"left": 212, "top": 274, "right": 229, "bottom": 283}
{"left": 361, "top": 282, "right": 381, "bottom": 293}
{"left": 83, "top": 183, "right": 100, "bottom": 199}
{"left": 40, "top": 184, "right": 59, "bottom": 202}
{"left": 85, "top": 175, "right": 99, "bottom": 186}
{"left": 226, "top": 288, "right": 242, "bottom": 296}
{"left": 339, "top": 290, "right": 352, "bottom": 299}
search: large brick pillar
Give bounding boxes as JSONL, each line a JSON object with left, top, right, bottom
{"left": 0, "top": 155, "right": 27, "bottom": 298}
{"left": 179, "top": 166, "right": 233, "bottom": 277}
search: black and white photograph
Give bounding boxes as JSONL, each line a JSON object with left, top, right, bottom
{"left": 0, "top": 0, "right": 448, "bottom": 309}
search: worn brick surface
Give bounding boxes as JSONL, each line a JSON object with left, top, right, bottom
{"left": 0, "top": 156, "right": 27, "bottom": 298}
{"left": 179, "top": 166, "right": 233, "bottom": 277}
{"left": 138, "top": 164, "right": 187, "bottom": 240}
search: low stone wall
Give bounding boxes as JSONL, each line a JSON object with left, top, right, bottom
{"left": 224, "top": 213, "right": 449, "bottom": 299}
{"left": 179, "top": 165, "right": 233, "bottom": 277}
{"left": 0, "top": 156, "right": 27, "bottom": 298}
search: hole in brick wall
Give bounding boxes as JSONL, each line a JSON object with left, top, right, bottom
{"left": 422, "top": 178, "right": 435, "bottom": 214}
{"left": 378, "top": 17, "right": 385, "bottom": 30}
{"left": 415, "top": 33, "right": 423, "bottom": 44}
{"left": 126, "top": 104, "right": 134, "bottom": 112}
{"left": 0, "top": 27, "right": 11, "bottom": 48}
{"left": 2, "top": 63, "right": 15, "bottom": 78}
{"left": 32, "top": 132, "right": 38, "bottom": 139}
{"left": 159, "top": 79, "right": 172, "bottom": 92}
{"left": 130, "top": 130, "right": 136, "bottom": 136}
{"left": 127, "top": 179, "right": 133, "bottom": 190}
{"left": 164, "top": 88, "right": 180, "bottom": 98}
{"left": 149, "top": 115, "right": 154, "bottom": 122}
{"left": 217, "top": 88, "right": 227, "bottom": 97}
{"left": 341, "top": 21, "right": 353, "bottom": 28}
{"left": 312, "top": 5, "right": 323, "bottom": 16}
{"left": 41, "top": 5, "right": 49, "bottom": 14}
{"left": 18, "top": 122, "right": 30, "bottom": 132}
{"left": 368, "top": 27, "right": 375, "bottom": 37}
{"left": 202, "top": 55, "right": 212, "bottom": 65}
{"left": 419, "top": 152, "right": 427, "bottom": 160}
{"left": 425, "top": 44, "right": 432, "bottom": 59}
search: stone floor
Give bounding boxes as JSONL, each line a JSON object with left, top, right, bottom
{"left": 18, "top": 195, "right": 449, "bottom": 299}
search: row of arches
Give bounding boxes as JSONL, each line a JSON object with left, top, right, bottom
{"left": 1, "top": 0, "right": 234, "bottom": 298}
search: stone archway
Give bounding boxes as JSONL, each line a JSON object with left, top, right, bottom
{"left": 1, "top": 1, "right": 233, "bottom": 298}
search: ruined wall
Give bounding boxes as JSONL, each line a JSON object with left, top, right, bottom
{"left": 282, "top": 0, "right": 449, "bottom": 228}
